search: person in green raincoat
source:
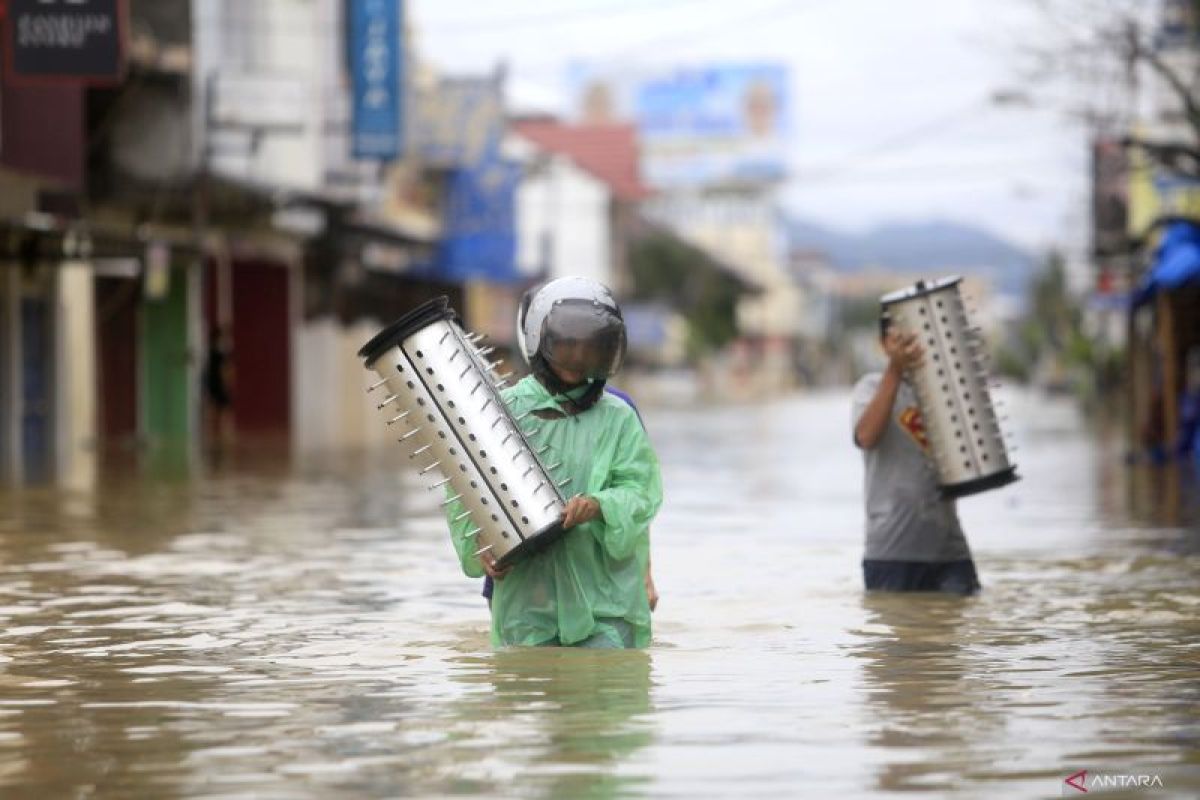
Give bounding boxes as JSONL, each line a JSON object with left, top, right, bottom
{"left": 444, "top": 277, "right": 663, "bottom": 648}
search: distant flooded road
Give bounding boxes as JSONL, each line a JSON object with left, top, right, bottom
{"left": 0, "top": 389, "right": 1197, "bottom": 798}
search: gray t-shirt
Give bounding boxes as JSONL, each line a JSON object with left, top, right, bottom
{"left": 851, "top": 372, "right": 972, "bottom": 562}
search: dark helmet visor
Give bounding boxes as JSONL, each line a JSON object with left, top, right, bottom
{"left": 540, "top": 300, "right": 626, "bottom": 380}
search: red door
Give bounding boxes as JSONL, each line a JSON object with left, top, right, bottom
{"left": 231, "top": 260, "right": 291, "bottom": 433}
{"left": 204, "top": 259, "right": 292, "bottom": 436}
{"left": 95, "top": 276, "right": 139, "bottom": 444}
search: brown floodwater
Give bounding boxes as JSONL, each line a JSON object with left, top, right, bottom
{"left": 0, "top": 389, "right": 1196, "bottom": 798}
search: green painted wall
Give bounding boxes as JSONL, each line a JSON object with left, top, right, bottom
{"left": 142, "top": 265, "right": 190, "bottom": 446}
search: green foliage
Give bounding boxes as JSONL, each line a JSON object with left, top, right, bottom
{"left": 628, "top": 233, "right": 746, "bottom": 357}
{"left": 994, "top": 346, "right": 1032, "bottom": 383}
{"left": 838, "top": 296, "right": 883, "bottom": 333}
{"left": 999, "top": 250, "right": 1124, "bottom": 403}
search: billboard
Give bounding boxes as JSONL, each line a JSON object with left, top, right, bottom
{"left": 5, "top": 0, "right": 125, "bottom": 84}
{"left": 348, "top": 0, "right": 404, "bottom": 160}
{"left": 571, "top": 63, "right": 790, "bottom": 188}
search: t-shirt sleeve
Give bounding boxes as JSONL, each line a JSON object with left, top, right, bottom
{"left": 850, "top": 373, "right": 882, "bottom": 442}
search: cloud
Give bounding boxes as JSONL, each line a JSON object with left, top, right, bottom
{"left": 413, "top": 0, "right": 1088, "bottom": 248}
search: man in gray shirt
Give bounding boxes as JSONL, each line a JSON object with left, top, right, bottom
{"left": 850, "top": 315, "right": 981, "bottom": 595}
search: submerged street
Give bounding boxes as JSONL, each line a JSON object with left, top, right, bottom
{"left": 0, "top": 388, "right": 1196, "bottom": 798}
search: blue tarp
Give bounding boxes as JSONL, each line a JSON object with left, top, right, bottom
{"left": 1132, "top": 220, "right": 1200, "bottom": 307}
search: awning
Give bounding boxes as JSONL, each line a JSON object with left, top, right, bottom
{"left": 1132, "top": 220, "right": 1200, "bottom": 307}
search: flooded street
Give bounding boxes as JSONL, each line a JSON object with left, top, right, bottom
{"left": 0, "top": 388, "right": 1197, "bottom": 798}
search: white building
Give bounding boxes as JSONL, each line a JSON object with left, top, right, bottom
{"left": 507, "top": 136, "right": 613, "bottom": 288}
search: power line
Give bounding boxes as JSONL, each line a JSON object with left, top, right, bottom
{"left": 795, "top": 99, "right": 999, "bottom": 181}
{"left": 418, "top": 0, "right": 724, "bottom": 34}
{"left": 504, "top": 0, "right": 829, "bottom": 74}
{"left": 792, "top": 158, "right": 1078, "bottom": 185}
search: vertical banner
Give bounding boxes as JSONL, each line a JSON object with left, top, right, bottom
{"left": 349, "top": 0, "right": 403, "bottom": 160}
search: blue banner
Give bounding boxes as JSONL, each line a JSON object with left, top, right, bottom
{"left": 349, "top": 0, "right": 403, "bottom": 160}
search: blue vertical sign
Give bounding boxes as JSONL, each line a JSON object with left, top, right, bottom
{"left": 349, "top": 0, "right": 403, "bottom": 160}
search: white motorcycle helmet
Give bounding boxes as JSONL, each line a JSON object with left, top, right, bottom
{"left": 517, "top": 277, "right": 627, "bottom": 384}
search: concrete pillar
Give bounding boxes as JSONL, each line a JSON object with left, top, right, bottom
{"left": 55, "top": 260, "right": 97, "bottom": 490}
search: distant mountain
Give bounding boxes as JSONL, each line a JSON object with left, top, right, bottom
{"left": 785, "top": 216, "right": 1038, "bottom": 296}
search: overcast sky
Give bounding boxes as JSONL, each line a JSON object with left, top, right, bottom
{"left": 411, "top": 0, "right": 1097, "bottom": 254}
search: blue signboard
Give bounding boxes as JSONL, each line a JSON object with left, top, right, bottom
{"left": 406, "top": 75, "right": 520, "bottom": 283}
{"left": 435, "top": 157, "right": 521, "bottom": 283}
{"left": 349, "top": 0, "right": 403, "bottom": 160}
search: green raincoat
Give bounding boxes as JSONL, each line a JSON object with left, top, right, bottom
{"left": 445, "top": 375, "right": 662, "bottom": 648}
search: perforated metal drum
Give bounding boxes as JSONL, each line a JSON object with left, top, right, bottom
{"left": 358, "top": 297, "right": 567, "bottom": 568}
{"left": 880, "top": 276, "right": 1019, "bottom": 499}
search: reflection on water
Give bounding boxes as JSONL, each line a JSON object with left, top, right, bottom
{"left": 439, "top": 649, "right": 654, "bottom": 798}
{"left": 0, "top": 389, "right": 1197, "bottom": 797}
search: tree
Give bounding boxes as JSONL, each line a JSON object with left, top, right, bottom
{"left": 1019, "top": 0, "right": 1200, "bottom": 174}
{"left": 627, "top": 231, "right": 747, "bottom": 358}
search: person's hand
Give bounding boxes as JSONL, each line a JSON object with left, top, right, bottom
{"left": 561, "top": 495, "right": 602, "bottom": 529}
{"left": 479, "top": 550, "right": 511, "bottom": 581}
{"left": 883, "top": 330, "right": 924, "bottom": 373}
{"left": 645, "top": 569, "right": 659, "bottom": 612}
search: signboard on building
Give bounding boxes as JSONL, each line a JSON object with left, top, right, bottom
{"left": 211, "top": 73, "right": 308, "bottom": 131}
{"left": 571, "top": 62, "right": 790, "bottom": 188}
{"left": 4, "top": 0, "right": 125, "bottom": 84}
{"left": 1091, "top": 138, "right": 1129, "bottom": 257}
{"left": 435, "top": 156, "right": 520, "bottom": 283}
{"left": 1157, "top": 0, "right": 1200, "bottom": 49}
{"left": 405, "top": 74, "right": 519, "bottom": 283}
{"left": 412, "top": 76, "right": 503, "bottom": 168}
{"left": 348, "top": 0, "right": 404, "bottom": 160}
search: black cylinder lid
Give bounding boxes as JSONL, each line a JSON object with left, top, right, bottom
{"left": 358, "top": 296, "right": 456, "bottom": 367}
{"left": 880, "top": 275, "right": 962, "bottom": 307}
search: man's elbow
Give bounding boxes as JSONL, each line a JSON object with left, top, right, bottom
{"left": 854, "top": 425, "right": 879, "bottom": 450}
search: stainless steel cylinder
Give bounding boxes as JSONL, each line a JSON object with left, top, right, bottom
{"left": 358, "top": 297, "right": 567, "bottom": 567}
{"left": 880, "top": 276, "right": 1019, "bottom": 499}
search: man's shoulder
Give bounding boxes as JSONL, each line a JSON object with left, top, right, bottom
{"left": 854, "top": 371, "right": 884, "bottom": 386}
{"left": 604, "top": 385, "right": 638, "bottom": 411}
{"left": 598, "top": 389, "right": 638, "bottom": 417}
{"left": 501, "top": 374, "right": 539, "bottom": 402}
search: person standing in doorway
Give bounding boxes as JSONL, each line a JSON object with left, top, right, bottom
{"left": 203, "top": 325, "right": 235, "bottom": 448}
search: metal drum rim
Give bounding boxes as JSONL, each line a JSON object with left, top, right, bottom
{"left": 357, "top": 296, "right": 456, "bottom": 367}
{"left": 495, "top": 520, "right": 568, "bottom": 569}
{"left": 880, "top": 275, "right": 963, "bottom": 307}
{"left": 938, "top": 466, "right": 1020, "bottom": 500}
